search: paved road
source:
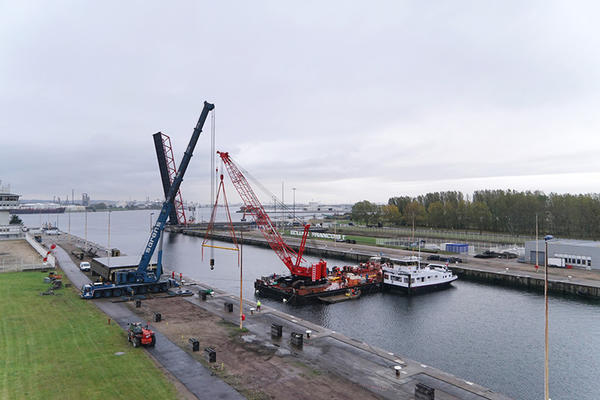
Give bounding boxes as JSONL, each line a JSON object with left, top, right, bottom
{"left": 54, "top": 246, "right": 244, "bottom": 400}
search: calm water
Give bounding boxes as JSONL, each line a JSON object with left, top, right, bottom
{"left": 24, "top": 210, "right": 600, "bottom": 400}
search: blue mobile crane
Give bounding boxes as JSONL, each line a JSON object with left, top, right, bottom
{"left": 81, "top": 101, "right": 215, "bottom": 299}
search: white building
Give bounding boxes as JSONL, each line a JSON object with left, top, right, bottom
{"left": 524, "top": 239, "right": 600, "bottom": 270}
{"left": 0, "top": 185, "right": 24, "bottom": 239}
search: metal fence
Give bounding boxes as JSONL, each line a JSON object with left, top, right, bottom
{"left": 335, "top": 225, "right": 532, "bottom": 246}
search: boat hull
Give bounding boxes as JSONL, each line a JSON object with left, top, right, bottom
{"left": 10, "top": 207, "right": 65, "bottom": 214}
{"left": 382, "top": 277, "right": 457, "bottom": 294}
{"left": 255, "top": 279, "right": 381, "bottom": 305}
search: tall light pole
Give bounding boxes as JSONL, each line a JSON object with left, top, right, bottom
{"left": 150, "top": 212, "right": 155, "bottom": 232}
{"left": 84, "top": 207, "right": 88, "bottom": 249}
{"left": 544, "top": 234, "right": 553, "bottom": 400}
{"left": 107, "top": 209, "right": 112, "bottom": 268}
{"left": 292, "top": 187, "right": 296, "bottom": 222}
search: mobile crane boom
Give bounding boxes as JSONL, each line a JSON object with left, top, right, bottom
{"left": 81, "top": 101, "right": 215, "bottom": 299}
{"left": 137, "top": 101, "right": 215, "bottom": 281}
{"left": 217, "top": 151, "right": 326, "bottom": 281}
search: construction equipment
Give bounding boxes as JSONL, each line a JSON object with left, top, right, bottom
{"left": 217, "top": 151, "right": 327, "bottom": 282}
{"left": 80, "top": 101, "right": 215, "bottom": 299}
{"left": 153, "top": 132, "right": 187, "bottom": 225}
{"left": 127, "top": 322, "right": 156, "bottom": 347}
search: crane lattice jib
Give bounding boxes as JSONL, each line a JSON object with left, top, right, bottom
{"left": 218, "top": 151, "right": 311, "bottom": 277}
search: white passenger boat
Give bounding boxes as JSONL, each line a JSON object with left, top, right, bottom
{"left": 380, "top": 256, "right": 458, "bottom": 293}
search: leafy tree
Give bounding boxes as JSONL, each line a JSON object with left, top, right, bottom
{"left": 351, "top": 201, "right": 379, "bottom": 225}
{"left": 403, "top": 201, "right": 426, "bottom": 235}
{"left": 9, "top": 215, "right": 23, "bottom": 225}
{"left": 381, "top": 204, "right": 402, "bottom": 226}
{"left": 427, "top": 202, "right": 444, "bottom": 227}
{"left": 468, "top": 201, "right": 492, "bottom": 233}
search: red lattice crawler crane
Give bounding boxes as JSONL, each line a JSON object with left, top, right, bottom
{"left": 217, "top": 151, "right": 327, "bottom": 281}
{"left": 153, "top": 132, "right": 187, "bottom": 225}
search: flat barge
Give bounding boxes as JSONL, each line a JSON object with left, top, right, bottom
{"left": 255, "top": 277, "right": 380, "bottom": 305}
{"left": 254, "top": 258, "right": 383, "bottom": 305}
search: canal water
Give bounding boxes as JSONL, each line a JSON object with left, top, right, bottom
{"left": 24, "top": 209, "right": 600, "bottom": 400}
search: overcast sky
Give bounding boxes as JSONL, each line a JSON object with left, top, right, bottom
{"left": 2, "top": 1, "right": 600, "bottom": 205}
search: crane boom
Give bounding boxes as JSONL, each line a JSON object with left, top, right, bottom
{"left": 218, "top": 151, "right": 326, "bottom": 280}
{"left": 136, "top": 101, "right": 215, "bottom": 281}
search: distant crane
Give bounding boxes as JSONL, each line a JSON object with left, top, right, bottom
{"left": 217, "top": 151, "right": 326, "bottom": 282}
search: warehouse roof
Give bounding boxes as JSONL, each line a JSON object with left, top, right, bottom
{"left": 526, "top": 239, "right": 600, "bottom": 248}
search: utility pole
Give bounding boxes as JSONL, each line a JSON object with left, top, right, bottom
{"left": 84, "top": 208, "right": 88, "bottom": 248}
{"left": 108, "top": 210, "right": 112, "bottom": 268}
{"left": 293, "top": 187, "right": 296, "bottom": 221}
{"left": 544, "top": 234, "right": 553, "bottom": 400}
{"left": 239, "top": 231, "right": 244, "bottom": 330}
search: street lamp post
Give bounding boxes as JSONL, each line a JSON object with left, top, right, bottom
{"left": 293, "top": 187, "right": 296, "bottom": 222}
{"left": 544, "top": 234, "right": 553, "bottom": 400}
{"left": 108, "top": 210, "right": 112, "bottom": 268}
{"left": 84, "top": 208, "right": 88, "bottom": 249}
{"left": 150, "top": 212, "right": 155, "bottom": 232}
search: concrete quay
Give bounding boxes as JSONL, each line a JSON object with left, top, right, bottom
{"left": 182, "top": 280, "right": 513, "bottom": 400}
{"left": 173, "top": 228, "right": 600, "bottom": 300}
{"left": 44, "top": 230, "right": 512, "bottom": 399}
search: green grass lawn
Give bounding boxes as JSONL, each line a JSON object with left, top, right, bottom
{"left": 0, "top": 271, "right": 178, "bottom": 400}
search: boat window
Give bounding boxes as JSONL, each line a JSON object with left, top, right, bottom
{"left": 411, "top": 278, "right": 415, "bottom": 283}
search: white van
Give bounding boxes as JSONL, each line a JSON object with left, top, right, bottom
{"left": 79, "top": 262, "right": 91, "bottom": 272}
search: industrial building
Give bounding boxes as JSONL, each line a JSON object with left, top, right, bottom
{"left": 524, "top": 239, "right": 600, "bottom": 270}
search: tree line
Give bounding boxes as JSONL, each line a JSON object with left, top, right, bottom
{"left": 350, "top": 190, "right": 600, "bottom": 239}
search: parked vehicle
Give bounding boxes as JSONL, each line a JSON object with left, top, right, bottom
{"left": 79, "top": 262, "right": 91, "bottom": 272}
{"left": 427, "top": 254, "right": 462, "bottom": 263}
{"left": 127, "top": 322, "right": 155, "bottom": 347}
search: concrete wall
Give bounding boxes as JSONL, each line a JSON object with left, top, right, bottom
{"left": 187, "top": 230, "right": 600, "bottom": 300}
{"left": 25, "top": 232, "right": 56, "bottom": 268}
{"left": 451, "top": 265, "right": 600, "bottom": 299}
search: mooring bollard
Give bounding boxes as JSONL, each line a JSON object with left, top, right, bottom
{"left": 271, "top": 323, "right": 282, "bottom": 338}
{"left": 290, "top": 332, "right": 303, "bottom": 347}
{"left": 204, "top": 347, "right": 216, "bottom": 363}
{"left": 154, "top": 312, "right": 162, "bottom": 322}
{"left": 415, "top": 382, "right": 435, "bottom": 400}
{"left": 394, "top": 365, "right": 402, "bottom": 377}
{"left": 135, "top": 299, "right": 141, "bottom": 308}
{"left": 250, "top": 307, "right": 255, "bottom": 315}
{"left": 201, "top": 292, "right": 207, "bottom": 301}
{"left": 305, "top": 330, "right": 311, "bottom": 339}
{"left": 224, "top": 302, "right": 233, "bottom": 312}
{"left": 189, "top": 338, "right": 199, "bottom": 352}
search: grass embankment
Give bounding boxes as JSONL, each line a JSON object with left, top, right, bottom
{"left": 0, "top": 271, "right": 178, "bottom": 400}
